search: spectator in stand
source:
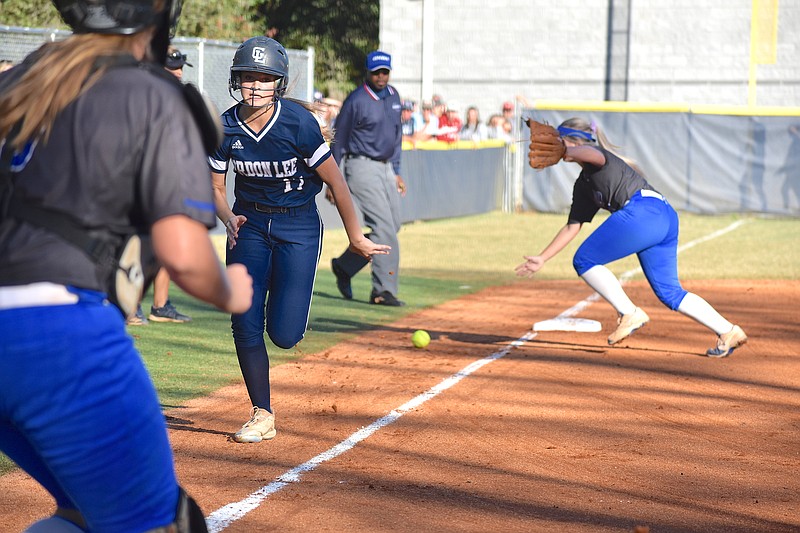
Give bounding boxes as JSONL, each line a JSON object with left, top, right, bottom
{"left": 502, "top": 100, "right": 518, "bottom": 139}
{"left": 410, "top": 100, "right": 426, "bottom": 133}
{"left": 487, "top": 114, "right": 512, "bottom": 142}
{"left": 431, "top": 95, "right": 448, "bottom": 139}
{"left": 401, "top": 99, "right": 416, "bottom": 143}
{"left": 430, "top": 97, "right": 457, "bottom": 143}
{"left": 502, "top": 101, "right": 514, "bottom": 122}
{"left": 437, "top": 101, "right": 462, "bottom": 143}
{"left": 321, "top": 97, "right": 341, "bottom": 129}
{"left": 502, "top": 116, "right": 513, "bottom": 139}
{"left": 460, "top": 106, "right": 488, "bottom": 142}
{"left": 413, "top": 100, "right": 440, "bottom": 143}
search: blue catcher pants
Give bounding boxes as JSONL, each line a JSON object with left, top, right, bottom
{"left": 0, "top": 288, "right": 178, "bottom": 532}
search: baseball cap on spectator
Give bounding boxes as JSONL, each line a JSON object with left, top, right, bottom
{"left": 502, "top": 101, "right": 514, "bottom": 112}
{"left": 366, "top": 51, "right": 392, "bottom": 72}
{"left": 401, "top": 100, "right": 414, "bottom": 111}
{"left": 432, "top": 94, "right": 445, "bottom": 107}
{"left": 166, "top": 48, "right": 192, "bottom": 70}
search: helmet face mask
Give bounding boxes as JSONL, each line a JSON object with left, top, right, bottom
{"left": 229, "top": 36, "right": 289, "bottom": 108}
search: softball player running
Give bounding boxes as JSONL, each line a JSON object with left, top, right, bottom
{"left": 210, "top": 36, "right": 389, "bottom": 443}
{"left": 0, "top": 1, "right": 252, "bottom": 531}
{"left": 516, "top": 117, "right": 747, "bottom": 357}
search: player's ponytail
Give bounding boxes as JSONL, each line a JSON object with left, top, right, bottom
{"left": 285, "top": 97, "right": 334, "bottom": 143}
{"left": 0, "top": 34, "right": 145, "bottom": 150}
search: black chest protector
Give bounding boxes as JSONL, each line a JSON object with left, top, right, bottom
{"left": 0, "top": 55, "right": 223, "bottom": 318}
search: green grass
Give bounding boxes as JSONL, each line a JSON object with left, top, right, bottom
{"left": 187, "top": 210, "right": 797, "bottom": 404}
{"left": 2, "top": 211, "right": 797, "bottom": 476}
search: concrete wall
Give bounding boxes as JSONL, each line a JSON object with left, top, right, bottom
{"left": 379, "top": 0, "right": 800, "bottom": 125}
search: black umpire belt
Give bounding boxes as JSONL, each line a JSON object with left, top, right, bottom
{"left": 236, "top": 200, "right": 313, "bottom": 214}
{"left": 347, "top": 154, "right": 389, "bottom": 164}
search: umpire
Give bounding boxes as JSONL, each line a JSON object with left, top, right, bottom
{"left": 329, "top": 50, "right": 407, "bottom": 306}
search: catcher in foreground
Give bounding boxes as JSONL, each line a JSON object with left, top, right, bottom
{"left": 517, "top": 117, "right": 747, "bottom": 357}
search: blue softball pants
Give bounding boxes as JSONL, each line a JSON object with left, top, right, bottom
{"left": 572, "top": 191, "right": 688, "bottom": 310}
{"left": 0, "top": 288, "right": 178, "bottom": 532}
{"left": 226, "top": 201, "right": 323, "bottom": 409}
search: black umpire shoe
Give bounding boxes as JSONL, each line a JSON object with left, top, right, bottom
{"left": 331, "top": 258, "right": 353, "bottom": 300}
{"left": 370, "top": 290, "right": 405, "bottom": 307}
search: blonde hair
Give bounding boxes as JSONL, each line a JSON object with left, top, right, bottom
{"left": 559, "top": 117, "right": 645, "bottom": 175}
{"left": 0, "top": 33, "right": 146, "bottom": 150}
{"left": 285, "top": 97, "right": 334, "bottom": 143}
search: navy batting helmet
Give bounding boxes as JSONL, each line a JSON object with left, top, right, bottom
{"left": 229, "top": 36, "right": 289, "bottom": 99}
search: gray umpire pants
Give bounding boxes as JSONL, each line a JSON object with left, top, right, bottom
{"left": 335, "top": 156, "right": 402, "bottom": 297}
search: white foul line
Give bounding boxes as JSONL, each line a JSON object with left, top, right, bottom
{"left": 206, "top": 332, "right": 537, "bottom": 532}
{"left": 205, "top": 218, "right": 748, "bottom": 532}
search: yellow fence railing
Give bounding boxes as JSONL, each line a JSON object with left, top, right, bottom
{"left": 403, "top": 139, "right": 510, "bottom": 151}
{"left": 530, "top": 99, "right": 800, "bottom": 117}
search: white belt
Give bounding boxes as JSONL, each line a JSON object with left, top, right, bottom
{"left": 639, "top": 189, "right": 665, "bottom": 201}
{"left": 0, "top": 282, "right": 79, "bottom": 310}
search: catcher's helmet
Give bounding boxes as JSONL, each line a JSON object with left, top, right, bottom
{"left": 229, "top": 36, "right": 289, "bottom": 102}
{"left": 51, "top": 0, "right": 182, "bottom": 36}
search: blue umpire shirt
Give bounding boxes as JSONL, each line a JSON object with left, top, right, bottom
{"left": 332, "top": 82, "right": 402, "bottom": 176}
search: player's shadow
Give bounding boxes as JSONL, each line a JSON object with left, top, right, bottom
{"left": 738, "top": 119, "right": 767, "bottom": 211}
{"left": 311, "top": 317, "right": 521, "bottom": 345}
{"left": 529, "top": 337, "right": 718, "bottom": 358}
{"left": 162, "top": 412, "right": 231, "bottom": 437}
{"left": 313, "top": 290, "right": 374, "bottom": 305}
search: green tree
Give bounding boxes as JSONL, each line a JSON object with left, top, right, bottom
{"left": 0, "top": 0, "right": 65, "bottom": 28}
{"left": 257, "top": 0, "right": 379, "bottom": 100}
{"left": 0, "top": 0, "right": 379, "bottom": 100}
{"left": 178, "top": 0, "right": 262, "bottom": 41}
{"left": 0, "top": 0, "right": 262, "bottom": 36}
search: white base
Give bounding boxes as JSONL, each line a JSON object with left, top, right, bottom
{"left": 533, "top": 318, "right": 602, "bottom": 333}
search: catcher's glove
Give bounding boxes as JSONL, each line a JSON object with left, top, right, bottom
{"left": 527, "top": 119, "right": 566, "bottom": 169}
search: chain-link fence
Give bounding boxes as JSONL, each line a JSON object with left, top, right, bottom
{"left": 0, "top": 25, "right": 314, "bottom": 115}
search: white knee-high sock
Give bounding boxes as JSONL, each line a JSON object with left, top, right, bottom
{"left": 677, "top": 292, "right": 733, "bottom": 335}
{"left": 580, "top": 265, "right": 637, "bottom": 315}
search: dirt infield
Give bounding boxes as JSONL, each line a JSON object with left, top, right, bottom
{"left": 2, "top": 280, "right": 799, "bottom": 532}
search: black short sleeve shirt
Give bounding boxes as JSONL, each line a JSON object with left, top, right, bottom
{"left": 568, "top": 146, "right": 655, "bottom": 224}
{"left": 0, "top": 65, "right": 216, "bottom": 290}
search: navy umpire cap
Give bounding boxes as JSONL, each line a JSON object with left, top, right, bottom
{"left": 366, "top": 51, "right": 392, "bottom": 71}
{"left": 166, "top": 48, "right": 192, "bottom": 69}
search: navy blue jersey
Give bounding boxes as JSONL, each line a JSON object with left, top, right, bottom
{"left": 209, "top": 99, "right": 331, "bottom": 208}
